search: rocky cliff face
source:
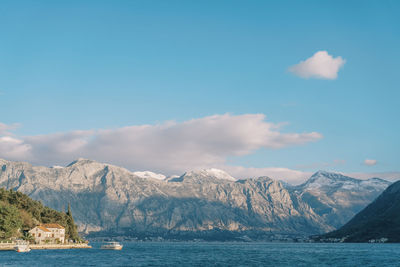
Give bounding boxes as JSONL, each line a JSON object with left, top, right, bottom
{"left": 290, "top": 171, "right": 391, "bottom": 228}
{"left": 0, "top": 159, "right": 391, "bottom": 238}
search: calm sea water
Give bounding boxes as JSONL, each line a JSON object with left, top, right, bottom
{"left": 1, "top": 242, "right": 399, "bottom": 266}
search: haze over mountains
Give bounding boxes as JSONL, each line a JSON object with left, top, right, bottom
{"left": 0, "top": 158, "right": 392, "bottom": 240}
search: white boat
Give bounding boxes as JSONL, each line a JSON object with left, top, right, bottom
{"left": 14, "top": 241, "right": 31, "bottom": 253}
{"left": 100, "top": 241, "right": 123, "bottom": 250}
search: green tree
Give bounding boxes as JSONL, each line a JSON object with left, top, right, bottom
{"left": 66, "top": 203, "right": 80, "bottom": 241}
{"left": 0, "top": 202, "right": 22, "bottom": 239}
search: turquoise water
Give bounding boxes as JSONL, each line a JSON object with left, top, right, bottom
{"left": 1, "top": 242, "right": 400, "bottom": 266}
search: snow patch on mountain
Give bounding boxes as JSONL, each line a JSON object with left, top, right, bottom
{"left": 187, "top": 168, "right": 237, "bottom": 181}
{"left": 133, "top": 171, "right": 166, "bottom": 180}
{"left": 50, "top": 165, "right": 64, "bottom": 169}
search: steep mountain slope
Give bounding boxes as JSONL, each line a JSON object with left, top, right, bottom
{"left": 320, "top": 181, "right": 400, "bottom": 242}
{"left": 290, "top": 171, "right": 391, "bottom": 228}
{"left": 0, "top": 159, "right": 390, "bottom": 239}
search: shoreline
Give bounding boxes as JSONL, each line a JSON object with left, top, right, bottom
{"left": 0, "top": 243, "right": 92, "bottom": 251}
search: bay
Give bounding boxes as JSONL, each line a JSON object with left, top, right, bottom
{"left": 1, "top": 242, "right": 399, "bottom": 266}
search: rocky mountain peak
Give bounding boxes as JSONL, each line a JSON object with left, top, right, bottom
{"left": 311, "top": 170, "right": 351, "bottom": 180}
{"left": 302, "top": 171, "right": 391, "bottom": 190}
{"left": 66, "top": 158, "right": 98, "bottom": 167}
{"left": 301, "top": 170, "right": 360, "bottom": 188}
{"left": 291, "top": 170, "right": 391, "bottom": 229}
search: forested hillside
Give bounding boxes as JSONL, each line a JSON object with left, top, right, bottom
{"left": 0, "top": 188, "right": 80, "bottom": 241}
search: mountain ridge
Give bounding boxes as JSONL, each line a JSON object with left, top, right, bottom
{"left": 0, "top": 158, "right": 392, "bottom": 240}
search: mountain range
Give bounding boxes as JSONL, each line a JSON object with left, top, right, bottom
{"left": 0, "top": 158, "right": 392, "bottom": 240}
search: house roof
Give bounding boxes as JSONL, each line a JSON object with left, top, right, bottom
{"left": 34, "top": 226, "right": 51, "bottom": 232}
{"left": 41, "top": 223, "right": 65, "bottom": 229}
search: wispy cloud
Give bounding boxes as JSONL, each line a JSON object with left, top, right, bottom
{"left": 289, "top": 51, "right": 346, "bottom": 80}
{"left": 364, "top": 159, "right": 377, "bottom": 166}
{"left": 0, "top": 122, "right": 20, "bottom": 135}
{"left": 0, "top": 114, "right": 322, "bottom": 178}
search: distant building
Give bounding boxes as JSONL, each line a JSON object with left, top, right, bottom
{"left": 29, "top": 224, "right": 65, "bottom": 244}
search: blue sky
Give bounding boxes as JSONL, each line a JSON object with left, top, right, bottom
{"left": 0, "top": 1, "right": 399, "bottom": 182}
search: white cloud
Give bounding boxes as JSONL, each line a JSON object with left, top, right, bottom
{"left": 0, "top": 136, "right": 31, "bottom": 159}
{"left": 364, "top": 159, "right": 377, "bottom": 166}
{"left": 0, "top": 122, "right": 20, "bottom": 135}
{"left": 289, "top": 51, "right": 346, "bottom": 79}
{"left": 0, "top": 114, "right": 322, "bottom": 179}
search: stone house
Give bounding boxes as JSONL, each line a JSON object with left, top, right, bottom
{"left": 29, "top": 225, "right": 51, "bottom": 243}
{"left": 29, "top": 223, "right": 65, "bottom": 244}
